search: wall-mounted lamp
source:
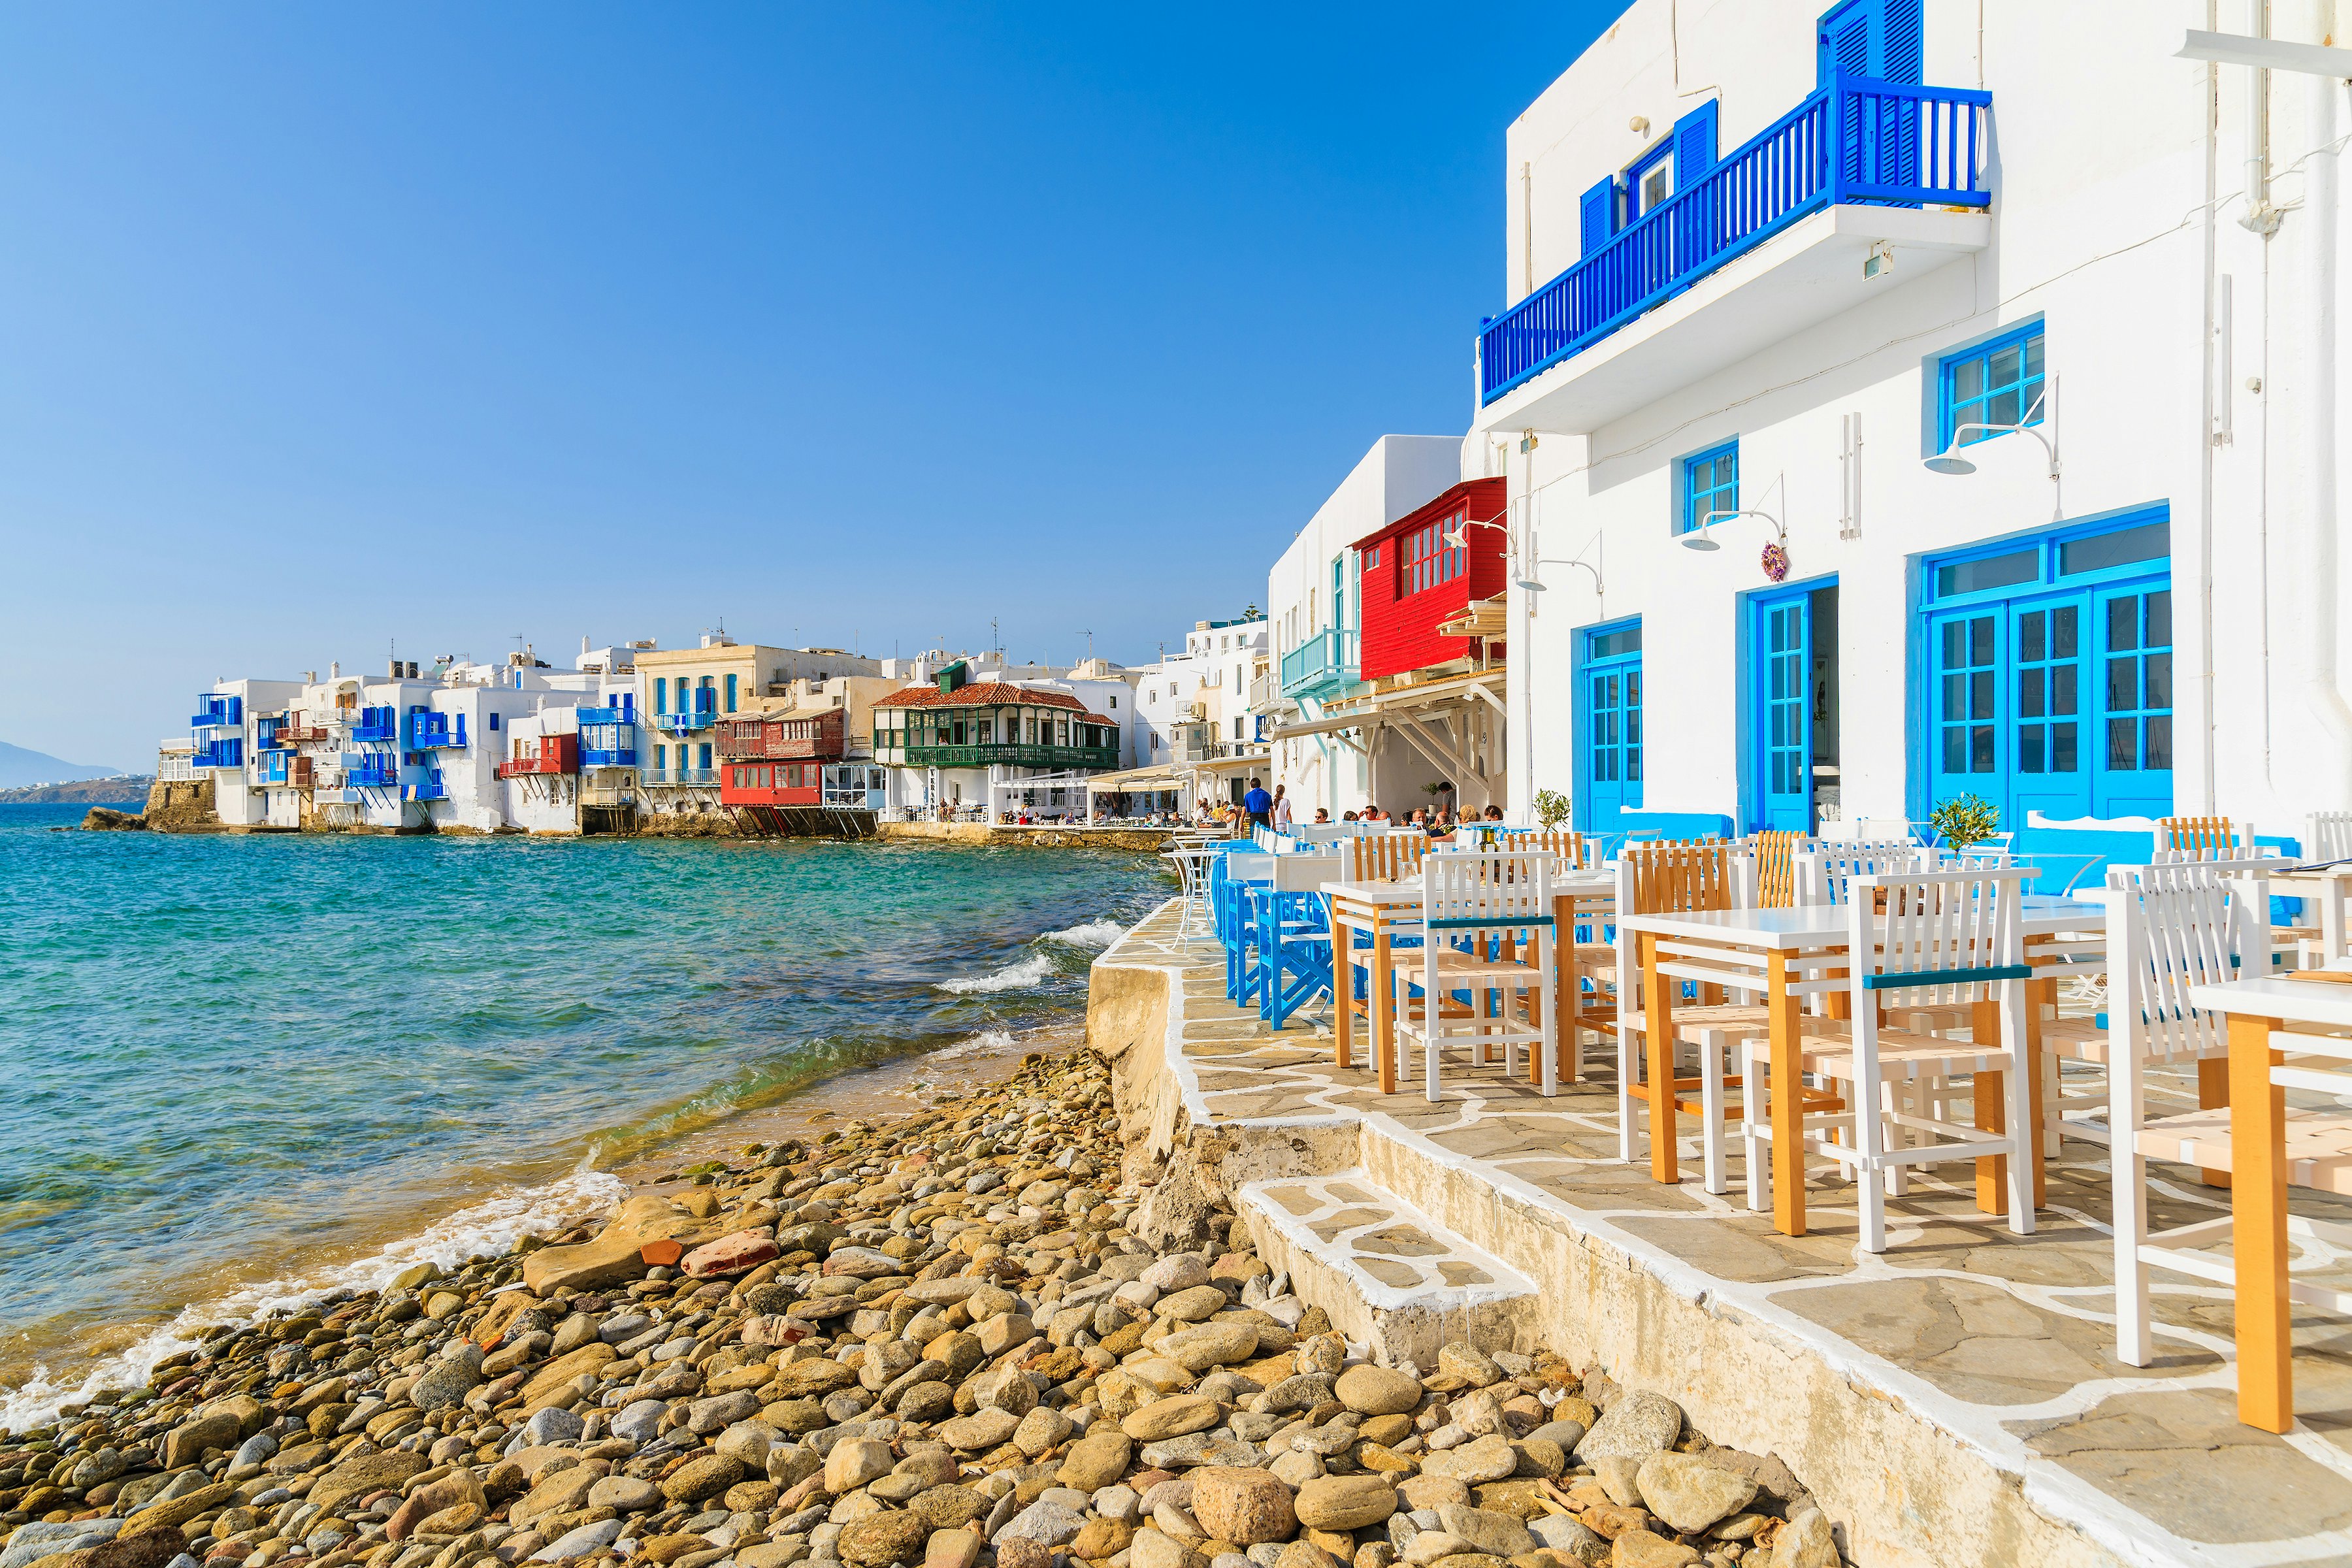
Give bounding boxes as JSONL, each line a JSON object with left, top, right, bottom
{"left": 1516, "top": 559, "right": 1604, "bottom": 595}
{"left": 1921, "top": 389, "right": 2061, "bottom": 519}
{"left": 1441, "top": 515, "right": 1510, "bottom": 552}
{"left": 1680, "top": 508, "right": 1786, "bottom": 553}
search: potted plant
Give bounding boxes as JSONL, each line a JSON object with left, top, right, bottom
{"left": 1929, "top": 792, "right": 2001, "bottom": 852}
{"left": 1533, "top": 789, "right": 1571, "bottom": 831}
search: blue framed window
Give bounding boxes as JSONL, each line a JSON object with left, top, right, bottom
{"left": 1915, "top": 507, "right": 2172, "bottom": 828}
{"left": 1939, "top": 321, "right": 2046, "bottom": 449}
{"left": 725, "top": 672, "right": 738, "bottom": 713}
{"left": 1575, "top": 620, "right": 1644, "bottom": 832}
{"left": 654, "top": 677, "right": 668, "bottom": 715}
{"left": 1625, "top": 140, "right": 1674, "bottom": 221}
{"left": 1680, "top": 440, "right": 1739, "bottom": 534}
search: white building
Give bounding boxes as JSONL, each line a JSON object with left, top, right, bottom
{"left": 1132, "top": 617, "right": 1271, "bottom": 812}
{"left": 872, "top": 660, "right": 1136, "bottom": 821}
{"left": 1463, "top": 0, "right": 2338, "bottom": 854}
{"left": 1260, "top": 436, "right": 1465, "bottom": 821}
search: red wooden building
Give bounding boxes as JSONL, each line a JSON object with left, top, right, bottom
{"left": 495, "top": 733, "right": 578, "bottom": 779}
{"left": 718, "top": 708, "right": 847, "bottom": 807}
{"left": 1350, "top": 477, "right": 1509, "bottom": 681}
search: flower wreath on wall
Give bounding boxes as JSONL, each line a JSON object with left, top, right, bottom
{"left": 1760, "top": 540, "right": 1789, "bottom": 583}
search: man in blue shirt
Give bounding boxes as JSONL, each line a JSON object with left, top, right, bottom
{"left": 1242, "top": 778, "right": 1273, "bottom": 829}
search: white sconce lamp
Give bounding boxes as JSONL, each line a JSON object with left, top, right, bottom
{"left": 1680, "top": 508, "right": 1786, "bottom": 553}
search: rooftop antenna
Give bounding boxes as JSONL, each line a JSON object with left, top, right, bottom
{"left": 1083, "top": 629, "right": 1096, "bottom": 662}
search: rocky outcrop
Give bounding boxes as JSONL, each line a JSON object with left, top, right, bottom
{"left": 78, "top": 808, "right": 146, "bottom": 831}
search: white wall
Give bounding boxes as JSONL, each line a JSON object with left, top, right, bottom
{"left": 1266, "top": 436, "right": 1461, "bottom": 820}
{"left": 1485, "top": 0, "right": 2352, "bottom": 840}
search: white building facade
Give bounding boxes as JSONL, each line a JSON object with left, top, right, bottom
{"left": 1477, "top": 0, "right": 2340, "bottom": 848}
{"left": 1261, "top": 436, "right": 1464, "bottom": 820}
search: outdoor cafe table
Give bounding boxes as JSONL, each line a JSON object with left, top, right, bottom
{"left": 1323, "top": 870, "right": 1616, "bottom": 1095}
{"left": 2273, "top": 864, "right": 2352, "bottom": 966}
{"left": 2182, "top": 970, "right": 2352, "bottom": 1433}
{"left": 1614, "top": 894, "right": 2106, "bottom": 1237}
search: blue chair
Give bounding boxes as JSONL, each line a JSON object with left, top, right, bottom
{"left": 1255, "top": 851, "right": 1340, "bottom": 1028}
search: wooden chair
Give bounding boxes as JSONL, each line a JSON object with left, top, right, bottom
{"left": 1610, "top": 840, "right": 1772, "bottom": 1192}
{"left": 2163, "top": 815, "right": 2251, "bottom": 858}
{"left": 1399, "top": 849, "right": 1560, "bottom": 1100}
{"left": 2098, "top": 862, "right": 2339, "bottom": 1369}
{"left": 1735, "top": 831, "right": 1810, "bottom": 909}
{"left": 1348, "top": 832, "right": 1428, "bottom": 882}
{"left": 1744, "top": 867, "right": 2040, "bottom": 1251}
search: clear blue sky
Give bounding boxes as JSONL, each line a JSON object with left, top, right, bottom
{"left": 1, "top": 3, "right": 1624, "bottom": 769}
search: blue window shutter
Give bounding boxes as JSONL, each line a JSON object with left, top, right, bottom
{"left": 1819, "top": 0, "right": 1872, "bottom": 85}
{"left": 1672, "top": 101, "right": 1718, "bottom": 190}
{"left": 1882, "top": 0, "right": 1923, "bottom": 84}
{"left": 1579, "top": 177, "right": 1618, "bottom": 256}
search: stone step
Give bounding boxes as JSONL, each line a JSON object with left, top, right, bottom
{"left": 1236, "top": 1168, "right": 1539, "bottom": 1369}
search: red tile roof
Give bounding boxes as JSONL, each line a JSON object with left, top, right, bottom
{"left": 874, "top": 681, "right": 1113, "bottom": 725}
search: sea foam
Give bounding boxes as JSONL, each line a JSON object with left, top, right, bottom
{"left": 0, "top": 1158, "right": 623, "bottom": 1434}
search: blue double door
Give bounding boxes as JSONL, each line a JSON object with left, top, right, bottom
{"left": 1927, "top": 580, "right": 2174, "bottom": 825}
{"left": 1744, "top": 582, "right": 1840, "bottom": 832}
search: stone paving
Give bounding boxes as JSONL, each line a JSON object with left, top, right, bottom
{"left": 1107, "top": 898, "right": 2352, "bottom": 1567}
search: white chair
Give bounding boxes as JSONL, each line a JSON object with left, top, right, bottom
{"left": 1793, "top": 843, "right": 1922, "bottom": 907}
{"left": 1398, "top": 849, "right": 1559, "bottom": 1102}
{"left": 2100, "top": 861, "right": 2338, "bottom": 1367}
{"left": 1743, "top": 866, "right": 2040, "bottom": 1250}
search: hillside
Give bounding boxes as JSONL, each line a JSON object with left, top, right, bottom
{"left": 0, "top": 740, "right": 131, "bottom": 789}
{"left": 0, "top": 775, "right": 154, "bottom": 805}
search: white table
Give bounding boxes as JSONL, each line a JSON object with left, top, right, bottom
{"left": 1614, "top": 896, "right": 2104, "bottom": 1235}
{"left": 2273, "top": 865, "right": 2352, "bottom": 965}
{"left": 2183, "top": 971, "right": 2352, "bottom": 1433}
{"left": 1322, "top": 872, "right": 1616, "bottom": 1092}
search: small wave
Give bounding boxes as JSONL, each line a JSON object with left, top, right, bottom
{"left": 936, "top": 953, "right": 1057, "bottom": 994}
{"left": 0, "top": 1158, "right": 625, "bottom": 1435}
{"left": 1043, "top": 919, "right": 1126, "bottom": 949}
{"left": 928, "top": 1029, "right": 1021, "bottom": 1062}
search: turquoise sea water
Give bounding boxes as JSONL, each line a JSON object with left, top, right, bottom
{"left": 0, "top": 804, "right": 1164, "bottom": 1416}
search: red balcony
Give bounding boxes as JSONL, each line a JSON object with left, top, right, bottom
{"left": 717, "top": 709, "right": 847, "bottom": 761}
{"left": 1352, "top": 476, "right": 1511, "bottom": 682}
{"left": 497, "top": 735, "right": 578, "bottom": 779}
{"left": 278, "top": 723, "right": 333, "bottom": 744}
{"left": 720, "top": 760, "right": 821, "bottom": 806}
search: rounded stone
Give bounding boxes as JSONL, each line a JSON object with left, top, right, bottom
{"left": 1333, "top": 1367, "right": 1423, "bottom": 1418}
{"left": 1156, "top": 1286, "right": 1228, "bottom": 1324}
{"left": 585, "top": 1475, "right": 661, "bottom": 1513}
{"left": 1123, "top": 1394, "right": 1223, "bottom": 1442}
{"left": 1058, "top": 1429, "right": 1133, "bottom": 1492}
{"left": 1293, "top": 1475, "right": 1398, "bottom": 1531}
{"left": 838, "top": 1511, "right": 933, "bottom": 1568}
{"left": 826, "top": 1437, "right": 896, "bottom": 1494}
{"left": 659, "top": 1453, "right": 747, "bottom": 1504}
{"left": 1569, "top": 1394, "right": 1682, "bottom": 1465}
{"left": 1629, "top": 1453, "right": 1756, "bottom": 1537}
{"left": 906, "top": 1484, "right": 985, "bottom": 1530}
{"left": 1189, "top": 1467, "right": 1296, "bottom": 1546}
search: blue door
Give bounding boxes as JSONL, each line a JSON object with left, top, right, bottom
{"left": 1917, "top": 514, "right": 2172, "bottom": 832}
{"left": 1576, "top": 621, "right": 1643, "bottom": 832}
{"left": 1756, "top": 595, "right": 1814, "bottom": 830}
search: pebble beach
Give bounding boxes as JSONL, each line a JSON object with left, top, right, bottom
{"left": 0, "top": 1049, "right": 1848, "bottom": 1568}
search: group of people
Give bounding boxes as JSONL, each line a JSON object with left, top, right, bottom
{"left": 1230, "top": 777, "right": 1505, "bottom": 840}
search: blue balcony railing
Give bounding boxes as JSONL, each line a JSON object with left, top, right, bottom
{"left": 402, "top": 770, "right": 448, "bottom": 802}
{"left": 576, "top": 704, "right": 634, "bottom": 727}
{"left": 1280, "top": 627, "right": 1359, "bottom": 700}
{"left": 653, "top": 708, "right": 716, "bottom": 736}
{"left": 641, "top": 767, "right": 717, "bottom": 787}
{"left": 191, "top": 694, "right": 242, "bottom": 730}
{"left": 353, "top": 706, "right": 397, "bottom": 743}
{"left": 346, "top": 757, "right": 399, "bottom": 789}
{"left": 191, "top": 739, "right": 244, "bottom": 770}
{"left": 580, "top": 746, "right": 640, "bottom": 768}
{"left": 408, "top": 710, "right": 467, "bottom": 749}
{"left": 1478, "top": 74, "right": 1991, "bottom": 405}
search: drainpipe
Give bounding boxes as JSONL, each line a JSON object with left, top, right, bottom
{"left": 2198, "top": 0, "right": 2222, "bottom": 813}
{"left": 2273, "top": 10, "right": 2352, "bottom": 799}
